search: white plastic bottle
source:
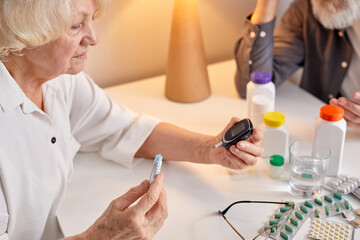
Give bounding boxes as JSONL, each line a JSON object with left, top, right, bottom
{"left": 260, "top": 111, "right": 289, "bottom": 158}
{"left": 246, "top": 71, "right": 275, "bottom": 127}
{"left": 269, "top": 155, "right": 285, "bottom": 179}
{"left": 314, "top": 105, "right": 346, "bottom": 176}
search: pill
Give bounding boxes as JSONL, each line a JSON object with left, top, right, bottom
{"left": 269, "top": 220, "right": 277, "bottom": 226}
{"left": 335, "top": 203, "right": 341, "bottom": 212}
{"left": 274, "top": 213, "right": 283, "bottom": 219}
{"left": 338, "top": 175, "right": 348, "bottom": 181}
{"left": 325, "top": 206, "right": 330, "bottom": 216}
{"left": 280, "top": 207, "right": 290, "bottom": 212}
{"left": 285, "top": 224, "right": 294, "bottom": 233}
{"left": 353, "top": 219, "right": 360, "bottom": 227}
{"left": 280, "top": 231, "right": 290, "bottom": 240}
{"left": 295, "top": 211, "right": 304, "bottom": 220}
{"left": 302, "top": 173, "right": 313, "bottom": 179}
{"left": 305, "top": 201, "right": 314, "bottom": 208}
{"left": 264, "top": 225, "right": 276, "bottom": 233}
{"left": 329, "top": 179, "right": 340, "bottom": 187}
{"left": 355, "top": 208, "right": 360, "bottom": 216}
{"left": 290, "top": 218, "right": 299, "bottom": 227}
{"left": 300, "top": 205, "right": 308, "bottom": 214}
{"left": 344, "top": 200, "right": 350, "bottom": 210}
{"left": 315, "top": 209, "right": 321, "bottom": 218}
{"left": 334, "top": 192, "right": 343, "bottom": 200}
{"left": 314, "top": 198, "right": 323, "bottom": 206}
{"left": 324, "top": 195, "right": 333, "bottom": 203}
{"left": 337, "top": 186, "right": 349, "bottom": 194}
{"left": 349, "top": 177, "right": 359, "bottom": 183}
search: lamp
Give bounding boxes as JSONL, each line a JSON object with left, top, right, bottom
{"left": 165, "top": 0, "right": 211, "bottom": 103}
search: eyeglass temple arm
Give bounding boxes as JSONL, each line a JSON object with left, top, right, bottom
{"left": 218, "top": 210, "right": 246, "bottom": 240}
{"left": 219, "top": 200, "right": 295, "bottom": 215}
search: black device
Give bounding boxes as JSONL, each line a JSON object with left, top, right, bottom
{"left": 221, "top": 118, "right": 253, "bottom": 149}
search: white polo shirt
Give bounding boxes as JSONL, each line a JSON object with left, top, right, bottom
{"left": 0, "top": 62, "right": 160, "bottom": 240}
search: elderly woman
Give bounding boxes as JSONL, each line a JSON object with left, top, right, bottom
{"left": 0, "top": 0, "right": 263, "bottom": 239}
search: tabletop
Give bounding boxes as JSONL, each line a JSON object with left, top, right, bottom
{"left": 58, "top": 60, "right": 360, "bottom": 239}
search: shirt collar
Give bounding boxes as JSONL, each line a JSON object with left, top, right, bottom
{"left": 0, "top": 61, "right": 26, "bottom": 112}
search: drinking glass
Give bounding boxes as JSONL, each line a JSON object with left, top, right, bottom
{"left": 289, "top": 140, "right": 330, "bottom": 197}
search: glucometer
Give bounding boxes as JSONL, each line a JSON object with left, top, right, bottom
{"left": 212, "top": 118, "right": 254, "bottom": 150}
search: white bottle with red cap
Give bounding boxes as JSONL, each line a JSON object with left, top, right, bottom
{"left": 246, "top": 71, "right": 275, "bottom": 128}
{"left": 314, "top": 105, "right": 347, "bottom": 176}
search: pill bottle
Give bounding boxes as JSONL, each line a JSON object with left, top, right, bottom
{"left": 269, "top": 155, "right": 284, "bottom": 179}
{"left": 260, "top": 112, "right": 289, "bottom": 158}
{"left": 314, "top": 105, "right": 346, "bottom": 176}
{"left": 246, "top": 71, "right": 275, "bottom": 128}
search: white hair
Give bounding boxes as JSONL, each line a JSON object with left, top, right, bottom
{"left": 311, "top": 0, "right": 360, "bottom": 29}
{"left": 0, "top": 0, "right": 108, "bottom": 61}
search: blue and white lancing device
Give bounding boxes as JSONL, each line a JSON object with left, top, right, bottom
{"left": 213, "top": 118, "right": 254, "bottom": 150}
{"left": 149, "top": 154, "right": 163, "bottom": 186}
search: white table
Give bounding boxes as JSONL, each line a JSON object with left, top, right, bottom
{"left": 58, "top": 60, "right": 360, "bottom": 239}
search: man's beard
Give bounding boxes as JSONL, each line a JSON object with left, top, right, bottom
{"left": 311, "top": 0, "right": 360, "bottom": 29}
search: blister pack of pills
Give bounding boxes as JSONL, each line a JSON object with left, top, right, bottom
{"left": 324, "top": 175, "right": 360, "bottom": 198}
{"left": 311, "top": 193, "right": 352, "bottom": 219}
{"left": 308, "top": 218, "right": 354, "bottom": 240}
{"left": 261, "top": 203, "right": 313, "bottom": 240}
{"left": 260, "top": 194, "right": 353, "bottom": 240}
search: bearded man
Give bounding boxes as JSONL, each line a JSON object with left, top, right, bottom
{"left": 235, "top": 0, "right": 360, "bottom": 130}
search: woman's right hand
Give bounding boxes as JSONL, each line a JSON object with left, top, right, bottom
{"left": 74, "top": 174, "right": 167, "bottom": 240}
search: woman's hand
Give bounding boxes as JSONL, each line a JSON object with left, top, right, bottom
{"left": 209, "top": 118, "right": 264, "bottom": 170}
{"left": 330, "top": 91, "right": 360, "bottom": 130}
{"left": 75, "top": 174, "right": 167, "bottom": 240}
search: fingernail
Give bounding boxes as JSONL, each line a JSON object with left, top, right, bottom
{"left": 159, "top": 174, "right": 164, "bottom": 180}
{"left": 338, "top": 98, "right": 345, "bottom": 104}
{"left": 239, "top": 141, "right": 247, "bottom": 149}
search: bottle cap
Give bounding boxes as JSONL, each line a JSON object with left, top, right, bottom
{"left": 320, "top": 105, "right": 344, "bottom": 122}
{"left": 264, "top": 112, "right": 285, "bottom": 127}
{"left": 250, "top": 71, "right": 272, "bottom": 84}
{"left": 270, "top": 155, "right": 284, "bottom": 167}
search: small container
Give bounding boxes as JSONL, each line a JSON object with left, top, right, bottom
{"left": 314, "top": 105, "right": 346, "bottom": 176}
{"left": 260, "top": 112, "right": 289, "bottom": 158}
{"left": 246, "top": 71, "right": 275, "bottom": 127}
{"left": 269, "top": 155, "right": 284, "bottom": 179}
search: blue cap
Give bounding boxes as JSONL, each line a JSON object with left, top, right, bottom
{"left": 250, "top": 71, "right": 272, "bottom": 84}
{"left": 155, "top": 154, "right": 163, "bottom": 162}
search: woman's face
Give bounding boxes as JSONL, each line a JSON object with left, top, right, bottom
{"left": 22, "top": 0, "right": 98, "bottom": 78}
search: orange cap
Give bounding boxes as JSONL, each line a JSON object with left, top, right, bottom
{"left": 320, "top": 105, "right": 344, "bottom": 122}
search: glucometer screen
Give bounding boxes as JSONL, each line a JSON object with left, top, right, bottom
{"left": 224, "top": 120, "right": 249, "bottom": 140}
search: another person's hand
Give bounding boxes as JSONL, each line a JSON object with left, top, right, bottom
{"left": 209, "top": 118, "right": 264, "bottom": 170}
{"left": 330, "top": 91, "right": 360, "bottom": 130}
{"left": 78, "top": 174, "right": 167, "bottom": 240}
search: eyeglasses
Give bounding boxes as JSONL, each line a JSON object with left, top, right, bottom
{"left": 218, "top": 200, "right": 295, "bottom": 240}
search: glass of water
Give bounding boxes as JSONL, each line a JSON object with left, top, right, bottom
{"left": 289, "top": 140, "right": 330, "bottom": 198}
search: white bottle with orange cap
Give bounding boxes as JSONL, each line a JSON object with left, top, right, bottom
{"left": 314, "top": 105, "right": 347, "bottom": 176}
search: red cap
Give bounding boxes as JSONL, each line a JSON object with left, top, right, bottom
{"left": 320, "top": 105, "right": 344, "bottom": 121}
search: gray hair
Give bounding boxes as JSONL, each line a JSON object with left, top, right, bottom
{"left": 0, "top": 0, "right": 108, "bottom": 61}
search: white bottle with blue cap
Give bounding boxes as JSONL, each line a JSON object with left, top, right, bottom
{"left": 246, "top": 71, "right": 275, "bottom": 127}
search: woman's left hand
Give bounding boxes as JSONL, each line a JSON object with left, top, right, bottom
{"left": 209, "top": 118, "right": 264, "bottom": 170}
{"left": 330, "top": 91, "right": 360, "bottom": 130}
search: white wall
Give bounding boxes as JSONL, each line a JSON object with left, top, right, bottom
{"left": 85, "top": 0, "right": 293, "bottom": 87}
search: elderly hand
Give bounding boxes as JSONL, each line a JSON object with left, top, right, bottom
{"left": 209, "top": 118, "right": 264, "bottom": 170}
{"left": 78, "top": 174, "right": 167, "bottom": 240}
{"left": 330, "top": 91, "right": 360, "bottom": 130}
